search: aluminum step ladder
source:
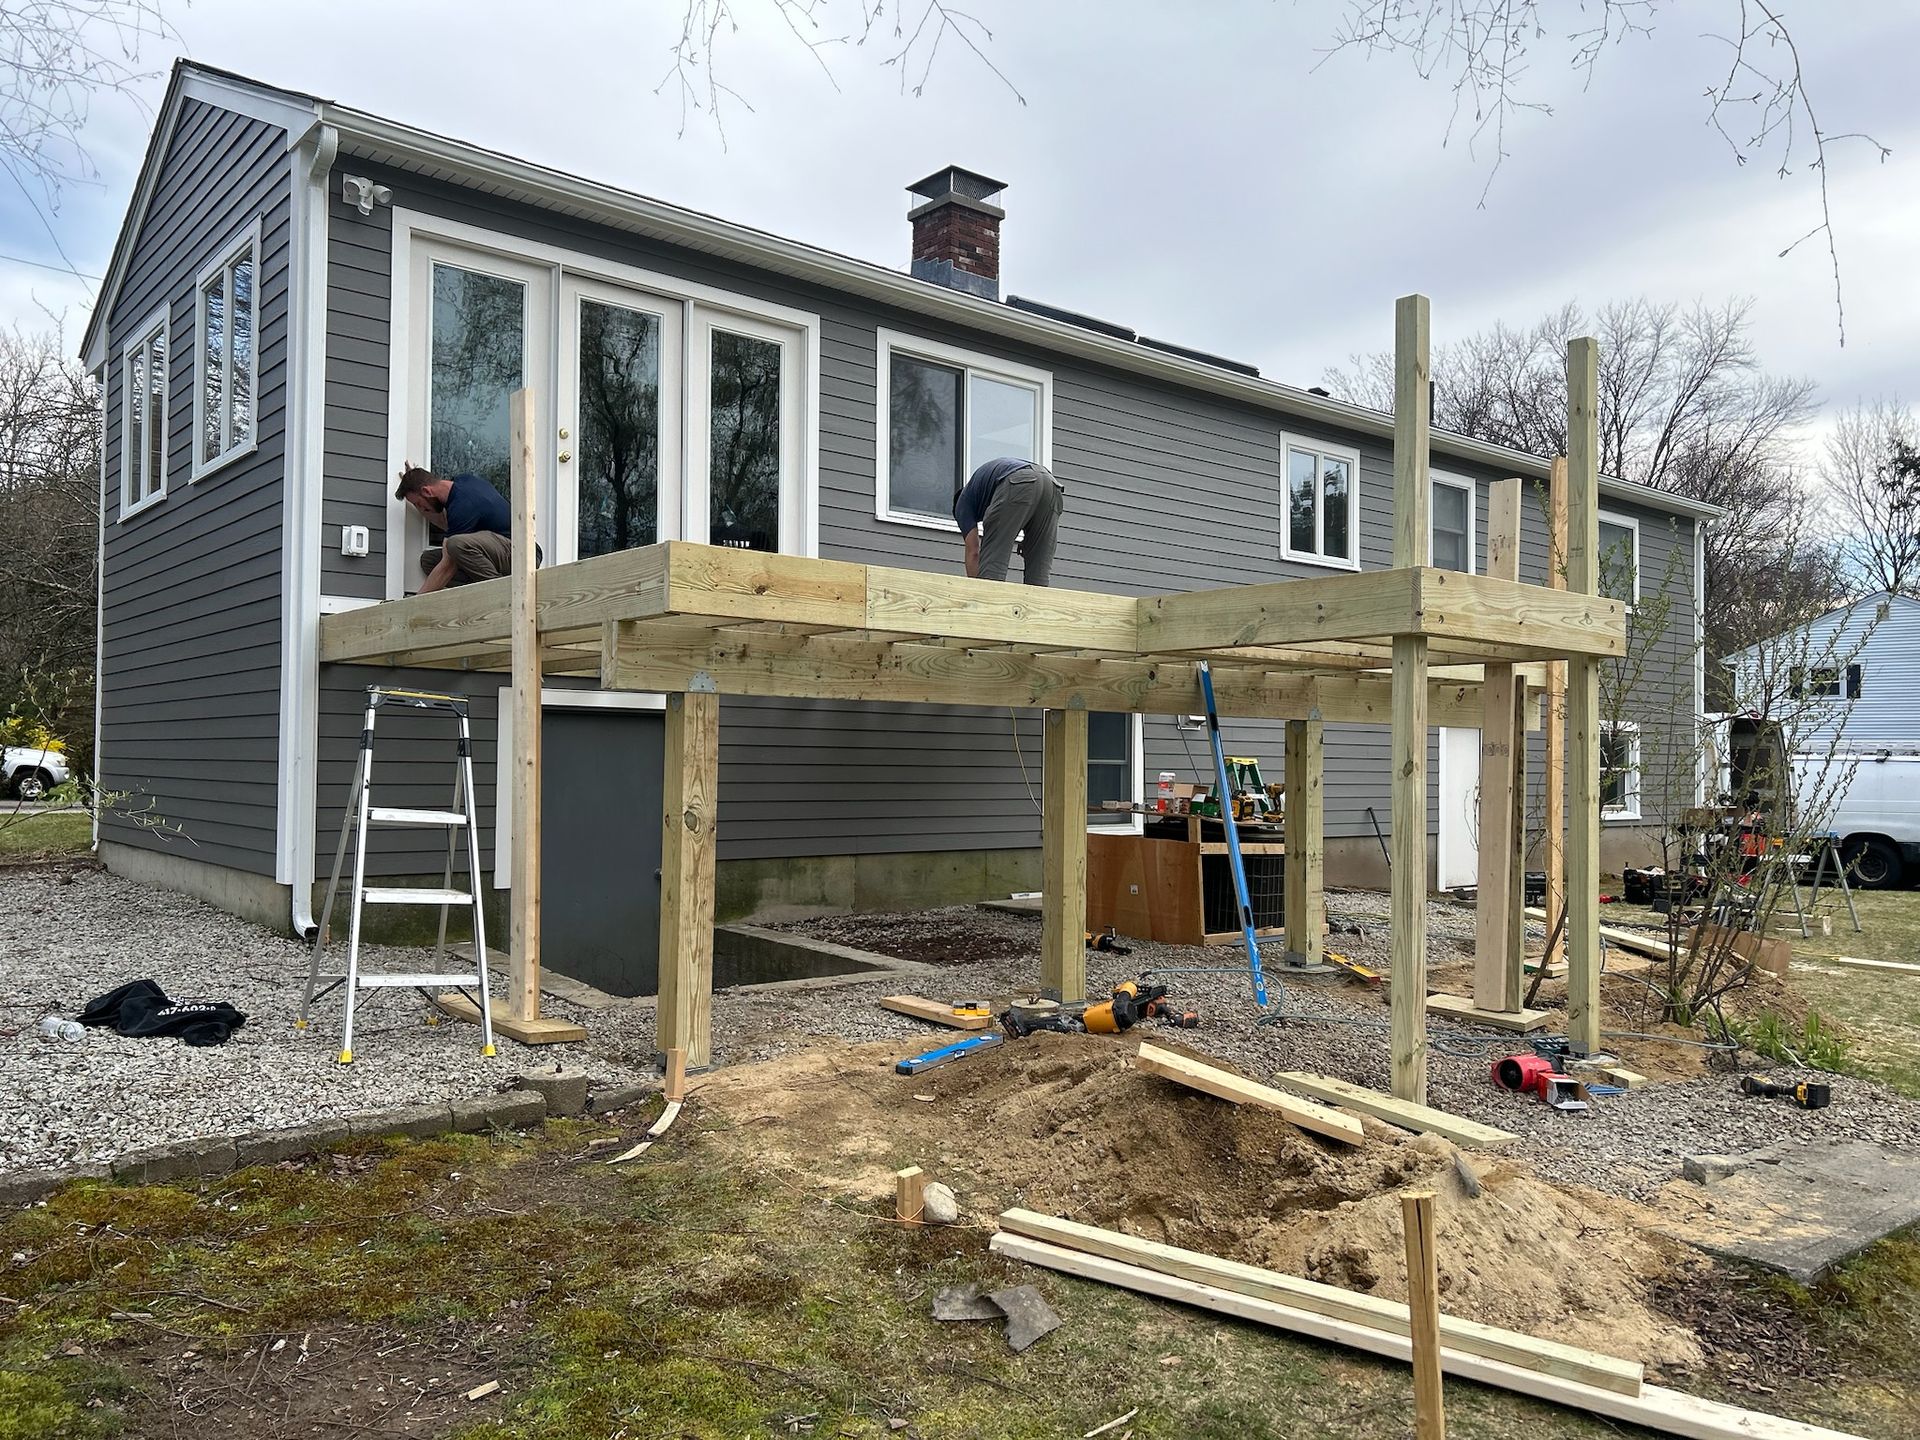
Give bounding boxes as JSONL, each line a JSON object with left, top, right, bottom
{"left": 300, "top": 686, "right": 495, "bottom": 1064}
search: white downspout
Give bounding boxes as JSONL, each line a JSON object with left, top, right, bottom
{"left": 284, "top": 122, "right": 337, "bottom": 940}
{"left": 91, "top": 364, "right": 106, "bottom": 852}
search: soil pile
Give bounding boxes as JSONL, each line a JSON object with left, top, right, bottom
{"left": 692, "top": 1031, "right": 1701, "bottom": 1372}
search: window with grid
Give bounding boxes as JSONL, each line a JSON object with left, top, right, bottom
{"left": 1282, "top": 439, "right": 1358, "bottom": 568}
{"left": 881, "top": 337, "right": 1043, "bottom": 526}
{"left": 1600, "top": 725, "right": 1641, "bottom": 820}
{"left": 121, "top": 315, "right": 168, "bottom": 516}
{"left": 1086, "top": 712, "right": 1134, "bottom": 826}
{"left": 1431, "top": 476, "right": 1473, "bottom": 572}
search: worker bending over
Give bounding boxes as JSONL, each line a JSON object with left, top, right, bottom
{"left": 954, "top": 456, "right": 1065, "bottom": 585}
{"left": 394, "top": 465, "right": 532, "bottom": 592}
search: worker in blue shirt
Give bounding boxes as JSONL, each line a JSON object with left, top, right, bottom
{"left": 953, "top": 457, "right": 1065, "bottom": 584}
{"left": 394, "top": 465, "right": 528, "bottom": 591}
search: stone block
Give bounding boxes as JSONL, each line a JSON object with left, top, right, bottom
{"left": 347, "top": 1104, "right": 455, "bottom": 1141}
{"left": 1683, "top": 1154, "right": 1746, "bottom": 1184}
{"left": 453, "top": 1089, "right": 547, "bottom": 1132}
{"left": 232, "top": 1119, "right": 351, "bottom": 1169}
{"left": 0, "top": 1169, "right": 68, "bottom": 1208}
{"left": 588, "top": 1082, "right": 653, "bottom": 1115}
{"left": 112, "top": 1136, "right": 237, "bottom": 1185}
{"left": 517, "top": 1066, "right": 591, "bottom": 1118}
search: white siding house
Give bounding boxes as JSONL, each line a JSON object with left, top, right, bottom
{"left": 1727, "top": 593, "right": 1920, "bottom": 753}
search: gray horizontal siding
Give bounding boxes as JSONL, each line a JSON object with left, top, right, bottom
{"left": 98, "top": 97, "right": 293, "bottom": 877}
{"left": 316, "top": 155, "right": 1700, "bottom": 880}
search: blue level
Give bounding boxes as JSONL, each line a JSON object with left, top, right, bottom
{"left": 1197, "top": 661, "right": 1271, "bottom": 1009}
{"left": 895, "top": 1033, "right": 1003, "bottom": 1075}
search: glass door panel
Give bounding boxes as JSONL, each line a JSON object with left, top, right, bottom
{"left": 562, "top": 279, "right": 682, "bottom": 562}
{"left": 707, "top": 328, "right": 784, "bottom": 552}
{"left": 428, "top": 261, "right": 527, "bottom": 499}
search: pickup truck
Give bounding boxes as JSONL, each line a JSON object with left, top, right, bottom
{"left": 1, "top": 745, "right": 71, "bottom": 802}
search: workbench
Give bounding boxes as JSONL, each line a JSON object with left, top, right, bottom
{"left": 1087, "top": 813, "right": 1288, "bottom": 947}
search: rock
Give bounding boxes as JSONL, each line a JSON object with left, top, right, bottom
{"left": 921, "top": 1181, "right": 960, "bottom": 1225}
{"left": 233, "top": 1119, "right": 351, "bottom": 1169}
{"left": 588, "top": 1082, "right": 653, "bottom": 1114}
{"left": 0, "top": 1168, "right": 68, "bottom": 1208}
{"left": 517, "top": 1066, "right": 591, "bottom": 1118}
{"left": 347, "top": 1104, "right": 455, "bottom": 1141}
{"left": 485, "top": 1089, "right": 548, "bottom": 1129}
{"left": 1683, "top": 1154, "right": 1745, "bottom": 1184}
{"left": 986, "top": 1285, "right": 1062, "bottom": 1353}
{"left": 931, "top": 1285, "right": 1002, "bottom": 1322}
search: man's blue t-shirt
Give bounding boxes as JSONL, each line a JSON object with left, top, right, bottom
{"left": 953, "top": 456, "right": 1034, "bottom": 536}
{"left": 444, "top": 473, "right": 512, "bottom": 538}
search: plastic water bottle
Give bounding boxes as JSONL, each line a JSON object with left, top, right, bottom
{"left": 38, "top": 1016, "right": 83, "bottom": 1042}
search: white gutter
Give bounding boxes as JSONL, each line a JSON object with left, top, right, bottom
{"left": 280, "top": 121, "right": 337, "bottom": 941}
{"left": 91, "top": 363, "right": 106, "bottom": 851}
{"left": 320, "top": 101, "right": 1721, "bottom": 524}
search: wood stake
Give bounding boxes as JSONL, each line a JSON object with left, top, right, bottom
{"left": 895, "top": 1165, "right": 926, "bottom": 1223}
{"left": 508, "top": 388, "right": 541, "bottom": 1025}
{"left": 663, "top": 1046, "right": 687, "bottom": 1103}
{"left": 1401, "top": 1190, "right": 1446, "bottom": 1439}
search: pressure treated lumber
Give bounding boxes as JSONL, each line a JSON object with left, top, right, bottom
{"left": 994, "top": 1211, "right": 1639, "bottom": 1394}
{"left": 1394, "top": 294, "right": 1431, "bottom": 571}
{"left": 1264, "top": 1071, "right": 1518, "bottom": 1148}
{"left": 992, "top": 1234, "right": 1867, "bottom": 1440}
{"left": 1390, "top": 632, "right": 1430, "bottom": 1102}
{"left": 1041, "top": 709, "right": 1090, "bottom": 1003}
{"left": 1565, "top": 338, "right": 1603, "bottom": 1056}
{"left": 431, "top": 990, "right": 587, "bottom": 1045}
{"left": 1811, "top": 955, "right": 1920, "bottom": 975}
{"left": 1283, "top": 711, "right": 1325, "bottom": 966}
{"left": 1544, "top": 456, "right": 1569, "bottom": 970}
{"left": 1473, "top": 478, "right": 1525, "bottom": 1015}
{"left": 658, "top": 689, "right": 720, "bottom": 1069}
{"left": 878, "top": 995, "right": 993, "bottom": 1030}
{"left": 896, "top": 1166, "right": 926, "bottom": 1223}
{"left": 1525, "top": 908, "right": 1676, "bottom": 961}
{"left": 1134, "top": 1043, "right": 1364, "bottom": 1144}
{"left": 508, "top": 389, "right": 543, "bottom": 1028}
{"left": 1402, "top": 1191, "right": 1446, "bottom": 1439}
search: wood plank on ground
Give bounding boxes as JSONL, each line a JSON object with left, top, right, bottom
{"left": 994, "top": 1211, "right": 1635, "bottom": 1393}
{"left": 1423, "top": 993, "right": 1554, "bottom": 1033}
{"left": 1808, "top": 955, "right": 1920, "bottom": 975}
{"left": 1263, "top": 1071, "right": 1517, "bottom": 1148}
{"left": 991, "top": 1234, "right": 1868, "bottom": 1440}
{"left": 1134, "top": 1043, "right": 1364, "bottom": 1145}
{"left": 433, "top": 991, "right": 586, "bottom": 1045}
{"left": 878, "top": 995, "right": 992, "bottom": 1030}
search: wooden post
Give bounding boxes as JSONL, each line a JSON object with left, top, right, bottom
{"left": 895, "top": 1166, "right": 927, "bottom": 1223}
{"left": 659, "top": 688, "right": 720, "bottom": 1069}
{"left": 1565, "top": 341, "right": 1602, "bottom": 1057}
{"left": 508, "top": 388, "right": 541, "bottom": 1024}
{"left": 1401, "top": 1190, "right": 1447, "bottom": 1440}
{"left": 1391, "top": 294, "right": 1432, "bottom": 1103}
{"left": 1284, "top": 710, "right": 1325, "bottom": 967}
{"left": 1544, "top": 457, "right": 1569, "bottom": 970}
{"left": 1472, "top": 478, "right": 1523, "bottom": 1014}
{"left": 663, "top": 1046, "right": 688, "bottom": 1103}
{"left": 1041, "top": 708, "right": 1090, "bottom": 1003}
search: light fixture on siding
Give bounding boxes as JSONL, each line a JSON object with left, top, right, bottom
{"left": 341, "top": 174, "right": 393, "bottom": 217}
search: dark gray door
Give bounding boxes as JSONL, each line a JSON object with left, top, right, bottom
{"left": 540, "top": 706, "right": 663, "bottom": 996}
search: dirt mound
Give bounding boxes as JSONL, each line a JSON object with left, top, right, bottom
{"left": 692, "top": 1032, "right": 1701, "bottom": 1373}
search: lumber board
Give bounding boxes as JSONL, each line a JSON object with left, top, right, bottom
{"left": 433, "top": 991, "right": 586, "bottom": 1045}
{"left": 508, "top": 390, "right": 541, "bottom": 1026}
{"left": 1414, "top": 569, "right": 1626, "bottom": 659}
{"left": 1401, "top": 1191, "right": 1446, "bottom": 1439}
{"left": 878, "top": 994, "right": 993, "bottom": 1031}
{"left": 1265, "top": 1071, "right": 1517, "bottom": 1148}
{"left": 991, "top": 1234, "right": 1867, "bottom": 1440}
{"left": 658, "top": 690, "right": 720, "bottom": 1069}
{"left": 1134, "top": 1043, "right": 1364, "bottom": 1145}
{"left": 895, "top": 1166, "right": 926, "bottom": 1222}
{"left": 1283, "top": 712, "right": 1325, "bottom": 966}
{"left": 1807, "top": 954, "right": 1920, "bottom": 975}
{"left": 1565, "top": 337, "right": 1602, "bottom": 1056}
{"left": 1474, "top": 477, "right": 1525, "bottom": 1015}
{"left": 995, "top": 1210, "right": 1634, "bottom": 1392}
{"left": 1544, "top": 457, "right": 1569, "bottom": 970}
{"left": 1424, "top": 993, "right": 1554, "bottom": 1032}
{"left": 1524, "top": 908, "right": 1676, "bottom": 961}
{"left": 1394, "top": 294, "right": 1431, "bottom": 570}
{"left": 1041, "top": 709, "right": 1090, "bottom": 1003}
{"left": 865, "top": 564, "right": 1139, "bottom": 651}
{"left": 1139, "top": 568, "right": 1416, "bottom": 652}
{"left": 1391, "top": 632, "right": 1430, "bottom": 1102}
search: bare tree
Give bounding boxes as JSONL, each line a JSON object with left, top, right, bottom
{"left": 1821, "top": 399, "right": 1920, "bottom": 598}
{"left": 1323, "top": 296, "right": 1838, "bottom": 668}
{"left": 1324, "top": 2, "right": 1892, "bottom": 344}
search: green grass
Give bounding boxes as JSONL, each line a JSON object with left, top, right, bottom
{"left": 0, "top": 808, "right": 89, "bottom": 859}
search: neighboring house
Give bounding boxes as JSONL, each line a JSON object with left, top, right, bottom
{"left": 1726, "top": 592, "right": 1920, "bottom": 754}
{"left": 83, "top": 63, "right": 1712, "bottom": 987}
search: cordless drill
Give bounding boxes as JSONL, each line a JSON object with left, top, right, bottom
{"left": 1739, "top": 1075, "right": 1832, "bottom": 1110}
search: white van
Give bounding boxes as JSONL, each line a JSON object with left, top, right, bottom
{"left": 1790, "top": 750, "right": 1920, "bottom": 888}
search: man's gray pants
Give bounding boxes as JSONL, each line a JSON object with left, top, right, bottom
{"left": 977, "top": 464, "right": 1065, "bottom": 584}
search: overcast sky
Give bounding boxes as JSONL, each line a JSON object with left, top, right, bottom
{"left": 5, "top": 0, "right": 1914, "bottom": 440}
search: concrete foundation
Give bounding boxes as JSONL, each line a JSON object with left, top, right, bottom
{"left": 716, "top": 847, "right": 1043, "bottom": 922}
{"left": 100, "top": 840, "right": 290, "bottom": 933}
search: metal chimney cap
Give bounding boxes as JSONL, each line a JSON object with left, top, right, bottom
{"left": 906, "top": 165, "right": 1007, "bottom": 206}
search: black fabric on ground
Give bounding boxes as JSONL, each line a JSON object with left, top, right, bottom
{"left": 77, "top": 978, "right": 248, "bottom": 1046}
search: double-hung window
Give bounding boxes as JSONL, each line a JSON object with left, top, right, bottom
{"left": 1281, "top": 436, "right": 1360, "bottom": 569}
{"left": 1430, "top": 474, "right": 1475, "bottom": 573}
{"left": 1792, "top": 663, "right": 1862, "bottom": 700}
{"left": 194, "top": 220, "right": 261, "bottom": 478}
{"left": 121, "top": 310, "right": 169, "bottom": 517}
{"left": 1086, "top": 713, "right": 1141, "bottom": 829}
{"left": 1597, "top": 512, "right": 1639, "bottom": 606}
{"left": 878, "top": 331, "right": 1049, "bottom": 528}
{"left": 1600, "top": 723, "right": 1641, "bottom": 821}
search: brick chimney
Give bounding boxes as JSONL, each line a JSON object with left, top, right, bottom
{"left": 907, "top": 166, "right": 1006, "bottom": 301}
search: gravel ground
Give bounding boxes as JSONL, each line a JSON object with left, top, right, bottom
{"left": 10, "top": 867, "right": 1920, "bottom": 1201}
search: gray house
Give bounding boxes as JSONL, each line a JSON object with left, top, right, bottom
{"left": 84, "top": 63, "right": 1712, "bottom": 989}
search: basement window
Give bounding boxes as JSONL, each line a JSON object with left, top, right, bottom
{"left": 194, "top": 219, "right": 260, "bottom": 479}
{"left": 1281, "top": 436, "right": 1360, "bottom": 570}
{"left": 120, "top": 309, "right": 169, "bottom": 518}
{"left": 877, "top": 330, "right": 1051, "bottom": 530}
{"left": 1601, "top": 723, "right": 1641, "bottom": 821}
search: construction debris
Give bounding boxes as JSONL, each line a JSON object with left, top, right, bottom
{"left": 927, "top": 1282, "right": 1062, "bottom": 1353}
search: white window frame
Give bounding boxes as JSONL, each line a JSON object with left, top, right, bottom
{"left": 688, "top": 305, "right": 809, "bottom": 556}
{"left": 119, "top": 306, "right": 169, "bottom": 520}
{"left": 1086, "top": 712, "right": 1145, "bottom": 836}
{"left": 192, "top": 216, "right": 263, "bottom": 481}
{"left": 875, "top": 329, "right": 1053, "bottom": 531}
{"left": 385, "top": 208, "right": 821, "bottom": 601}
{"left": 1597, "top": 509, "right": 1641, "bottom": 608}
{"left": 1279, "top": 434, "right": 1362, "bottom": 572}
{"left": 1601, "top": 721, "right": 1642, "bottom": 822}
{"left": 1428, "top": 471, "right": 1477, "bottom": 574}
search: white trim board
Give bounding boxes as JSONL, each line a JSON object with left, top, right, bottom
{"left": 493, "top": 686, "right": 666, "bottom": 888}
{"left": 1277, "top": 433, "right": 1362, "bottom": 572}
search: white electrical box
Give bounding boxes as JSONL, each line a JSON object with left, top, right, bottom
{"left": 340, "top": 524, "right": 371, "bottom": 558}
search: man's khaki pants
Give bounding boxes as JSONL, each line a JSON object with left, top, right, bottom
{"left": 420, "top": 531, "right": 514, "bottom": 585}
